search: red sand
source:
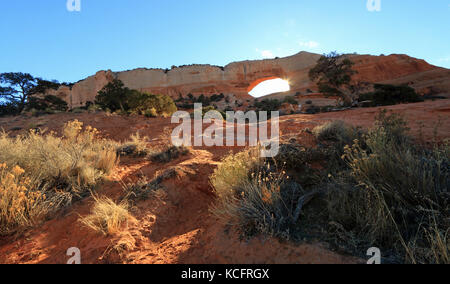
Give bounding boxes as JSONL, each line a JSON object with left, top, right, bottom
{"left": 0, "top": 100, "right": 448, "bottom": 264}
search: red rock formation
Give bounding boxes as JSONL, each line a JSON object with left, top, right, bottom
{"left": 47, "top": 51, "right": 450, "bottom": 109}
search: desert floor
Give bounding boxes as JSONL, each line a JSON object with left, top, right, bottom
{"left": 0, "top": 100, "right": 448, "bottom": 264}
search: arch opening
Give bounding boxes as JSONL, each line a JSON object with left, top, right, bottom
{"left": 248, "top": 77, "right": 290, "bottom": 98}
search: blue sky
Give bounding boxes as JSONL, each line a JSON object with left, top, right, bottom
{"left": 1, "top": 0, "right": 449, "bottom": 83}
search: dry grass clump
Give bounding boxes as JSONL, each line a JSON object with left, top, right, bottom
{"left": 210, "top": 148, "right": 312, "bottom": 239}
{"left": 80, "top": 196, "right": 131, "bottom": 236}
{"left": 117, "top": 132, "right": 190, "bottom": 163}
{"left": 150, "top": 146, "right": 190, "bottom": 163}
{"left": 121, "top": 168, "right": 180, "bottom": 203}
{"left": 335, "top": 124, "right": 449, "bottom": 263}
{"left": 210, "top": 148, "right": 261, "bottom": 203}
{"left": 117, "top": 133, "right": 152, "bottom": 157}
{"left": 0, "top": 120, "right": 118, "bottom": 192}
{"left": 322, "top": 113, "right": 449, "bottom": 263}
{"left": 313, "top": 120, "right": 362, "bottom": 147}
{"left": 0, "top": 120, "right": 118, "bottom": 235}
{"left": 0, "top": 164, "right": 46, "bottom": 235}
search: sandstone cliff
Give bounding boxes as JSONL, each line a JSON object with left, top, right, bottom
{"left": 48, "top": 51, "right": 450, "bottom": 109}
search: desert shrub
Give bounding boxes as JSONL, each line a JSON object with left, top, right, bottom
{"left": 359, "top": 84, "right": 423, "bottom": 106}
{"left": 121, "top": 176, "right": 156, "bottom": 203}
{"left": 210, "top": 148, "right": 261, "bottom": 204}
{"left": 96, "top": 80, "right": 177, "bottom": 117}
{"left": 196, "top": 94, "right": 211, "bottom": 106}
{"left": 128, "top": 92, "right": 177, "bottom": 117}
{"left": 80, "top": 196, "right": 131, "bottom": 236}
{"left": 313, "top": 120, "right": 362, "bottom": 147}
{"left": 304, "top": 105, "right": 320, "bottom": 114}
{"left": 150, "top": 146, "right": 190, "bottom": 163}
{"left": 373, "top": 110, "right": 410, "bottom": 144}
{"left": 210, "top": 94, "right": 225, "bottom": 102}
{"left": 0, "top": 120, "right": 118, "bottom": 212}
{"left": 87, "top": 103, "right": 103, "bottom": 113}
{"left": 192, "top": 106, "right": 226, "bottom": 119}
{"left": 283, "top": 96, "right": 298, "bottom": 105}
{"left": 95, "top": 79, "right": 131, "bottom": 112}
{"left": 273, "top": 143, "right": 331, "bottom": 187}
{"left": 144, "top": 108, "right": 158, "bottom": 118}
{"left": 121, "top": 168, "right": 179, "bottom": 203}
{"left": 325, "top": 113, "right": 449, "bottom": 263}
{"left": 225, "top": 170, "right": 306, "bottom": 239}
{"left": 211, "top": 150, "right": 314, "bottom": 239}
{"left": 32, "top": 95, "right": 62, "bottom": 112}
{"left": 71, "top": 107, "right": 87, "bottom": 114}
{"left": 117, "top": 133, "right": 152, "bottom": 157}
{"left": 254, "top": 99, "right": 282, "bottom": 112}
{"left": 0, "top": 164, "right": 47, "bottom": 235}
{"left": 211, "top": 111, "right": 449, "bottom": 263}
{"left": 0, "top": 102, "right": 18, "bottom": 117}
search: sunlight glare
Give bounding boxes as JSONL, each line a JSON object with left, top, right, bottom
{"left": 249, "top": 78, "right": 290, "bottom": 98}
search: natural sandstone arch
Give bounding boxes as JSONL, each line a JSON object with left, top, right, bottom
{"left": 44, "top": 51, "right": 449, "bottom": 109}
{"left": 248, "top": 77, "right": 291, "bottom": 98}
{"left": 247, "top": 76, "right": 286, "bottom": 93}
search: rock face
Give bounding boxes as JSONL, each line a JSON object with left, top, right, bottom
{"left": 49, "top": 51, "right": 450, "bottom": 109}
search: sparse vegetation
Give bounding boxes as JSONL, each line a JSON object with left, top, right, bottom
{"left": 313, "top": 120, "right": 362, "bottom": 147}
{"left": 95, "top": 79, "right": 177, "bottom": 117}
{"left": 309, "top": 52, "right": 357, "bottom": 105}
{"left": 0, "top": 120, "right": 118, "bottom": 235}
{"left": 253, "top": 99, "right": 282, "bottom": 112}
{"left": 0, "top": 164, "right": 48, "bottom": 235}
{"left": 150, "top": 146, "right": 190, "bottom": 163}
{"left": 26, "top": 95, "right": 68, "bottom": 113}
{"left": 0, "top": 72, "right": 65, "bottom": 115}
{"left": 359, "top": 84, "right": 424, "bottom": 107}
{"left": 283, "top": 96, "right": 298, "bottom": 105}
{"left": 117, "top": 133, "right": 152, "bottom": 157}
{"left": 121, "top": 168, "right": 179, "bottom": 203}
{"left": 80, "top": 196, "right": 131, "bottom": 236}
{"left": 210, "top": 111, "right": 449, "bottom": 263}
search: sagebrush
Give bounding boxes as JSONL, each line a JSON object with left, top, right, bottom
{"left": 0, "top": 120, "right": 118, "bottom": 234}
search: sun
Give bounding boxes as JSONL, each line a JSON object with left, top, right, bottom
{"left": 249, "top": 78, "right": 290, "bottom": 98}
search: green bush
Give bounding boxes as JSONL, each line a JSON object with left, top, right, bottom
{"left": 26, "top": 95, "right": 68, "bottom": 112}
{"left": 128, "top": 92, "right": 177, "bottom": 117}
{"left": 95, "top": 79, "right": 177, "bottom": 117}
{"left": 254, "top": 99, "right": 282, "bottom": 112}
{"left": 283, "top": 96, "right": 298, "bottom": 105}
{"left": 0, "top": 102, "right": 19, "bottom": 117}
{"left": 359, "top": 84, "right": 424, "bottom": 106}
{"left": 95, "top": 79, "right": 131, "bottom": 112}
{"left": 193, "top": 106, "right": 226, "bottom": 119}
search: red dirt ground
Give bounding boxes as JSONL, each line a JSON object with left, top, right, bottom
{"left": 0, "top": 100, "right": 448, "bottom": 264}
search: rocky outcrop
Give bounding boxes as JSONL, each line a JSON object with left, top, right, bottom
{"left": 48, "top": 51, "right": 450, "bottom": 109}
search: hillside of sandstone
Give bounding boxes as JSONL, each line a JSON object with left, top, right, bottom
{"left": 47, "top": 52, "right": 450, "bottom": 109}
